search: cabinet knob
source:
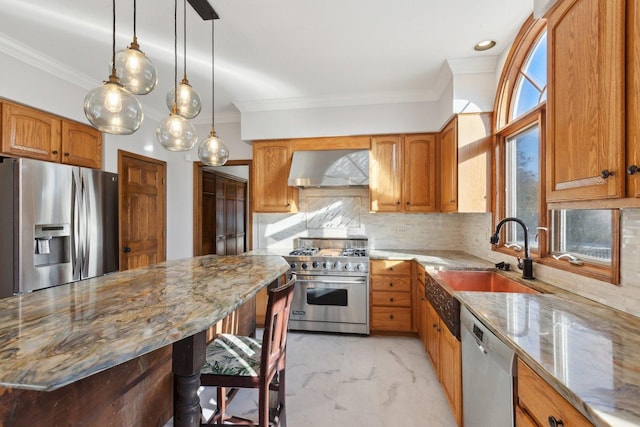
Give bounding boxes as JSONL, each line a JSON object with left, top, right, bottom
{"left": 389, "top": 282, "right": 394, "bottom": 287}
{"left": 286, "top": 203, "right": 290, "bottom": 207}
{"left": 548, "top": 416, "right": 564, "bottom": 427}
{"left": 52, "top": 150, "right": 59, "bottom": 155}
{"left": 396, "top": 201, "right": 401, "bottom": 205}
{"left": 406, "top": 201, "right": 410, "bottom": 205}
{"left": 390, "top": 297, "right": 394, "bottom": 302}
{"left": 64, "top": 152, "right": 70, "bottom": 157}
{"left": 123, "top": 247, "right": 131, "bottom": 253}
{"left": 600, "top": 169, "right": 614, "bottom": 179}
{"left": 389, "top": 314, "right": 394, "bottom": 320}
{"left": 628, "top": 164, "right": 639, "bottom": 175}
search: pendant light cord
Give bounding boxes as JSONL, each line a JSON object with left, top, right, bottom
{"left": 183, "top": 0, "right": 188, "bottom": 80}
{"left": 174, "top": 0, "right": 178, "bottom": 107}
{"left": 133, "top": 0, "right": 137, "bottom": 39}
{"left": 211, "top": 18, "right": 215, "bottom": 129}
{"left": 110, "top": 0, "right": 116, "bottom": 76}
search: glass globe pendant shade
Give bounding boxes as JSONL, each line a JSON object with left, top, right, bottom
{"left": 198, "top": 129, "right": 229, "bottom": 166}
{"left": 83, "top": 74, "right": 143, "bottom": 135}
{"left": 166, "top": 79, "right": 201, "bottom": 119}
{"left": 156, "top": 108, "right": 198, "bottom": 151}
{"left": 114, "top": 38, "right": 158, "bottom": 95}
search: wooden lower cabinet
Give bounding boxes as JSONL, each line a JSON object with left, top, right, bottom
{"left": 425, "top": 299, "right": 462, "bottom": 426}
{"left": 370, "top": 260, "right": 413, "bottom": 332}
{"left": 517, "top": 358, "right": 592, "bottom": 426}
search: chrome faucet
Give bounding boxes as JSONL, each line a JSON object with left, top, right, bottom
{"left": 490, "top": 217, "right": 534, "bottom": 280}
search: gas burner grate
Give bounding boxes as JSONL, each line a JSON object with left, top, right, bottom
{"left": 341, "top": 248, "right": 368, "bottom": 257}
{"left": 289, "top": 247, "right": 319, "bottom": 256}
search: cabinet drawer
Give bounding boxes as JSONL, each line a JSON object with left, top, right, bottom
{"left": 517, "top": 359, "right": 592, "bottom": 427}
{"left": 371, "top": 291, "right": 411, "bottom": 307}
{"left": 371, "top": 307, "right": 412, "bottom": 331}
{"left": 515, "top": 405, "right": 538, "bottom": 427}
{"left": 371, "top": 276, "right": 411, "bottom": 292}
{"left": 370, "top": 260, "right": 412, "bottom": 276}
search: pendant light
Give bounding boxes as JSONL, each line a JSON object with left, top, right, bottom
{"left": 114, "top": 0, "right": 158, "bottom": 95}
{"left": 198, "top": 17, "right": 229, "bottom": 166}
{"left": 156, "top": 0, "right": 197, "bottom": 151}
{"left": 84, "top": 0, "right": 143, "bottom": 135}
{"left": 165, "top": 0, "right": 201, "bottom": 119}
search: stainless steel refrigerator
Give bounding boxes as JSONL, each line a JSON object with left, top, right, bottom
{"left": 0, "top": 157, "right": 119, "bottom": 298}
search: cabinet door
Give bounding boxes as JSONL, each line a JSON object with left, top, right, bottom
{"left": 546, "top": 0, "right": 625, "bottom": 201}
{"left": 425, "top": 301, "right": 440, "bottom": 369}
{"left": 457, "top": 113, "right": 492, "bottom": 212}
{"left": 253, "top": 141, "right": 298, "bottom": 212}
{"left": 61, "top": 121, "right": 102, "bottom": 168}
{"left": 628, "top": 0, "right": 640, "bottom": 197}
{"left": 439, "top": 118, "right": 457, "bottom": 212}
{"left": 1, "top": 101, "right": 61, "bottom": 162}
{"left": 403, "top": 134, "right": 437, "bottom": 212}
{"left": 370, "top": 136, "right": 403, "bottom": 212}
{"left": 439, "top": 323, "right": 462, "bottom": 426}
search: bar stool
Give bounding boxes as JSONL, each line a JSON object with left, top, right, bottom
{"left": 200, "top": 276, "right": 295, "bottom": 426}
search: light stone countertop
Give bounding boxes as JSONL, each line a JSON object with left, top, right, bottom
{"left": 369, "top": 249, "right": 640, "bottom": 427}
{"left": 0, "top": 254, "right": 289, "bottom": 391}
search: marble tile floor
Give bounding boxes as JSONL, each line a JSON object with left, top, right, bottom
{"left": 167, "top": 331, "right": 457, "bottom": 426}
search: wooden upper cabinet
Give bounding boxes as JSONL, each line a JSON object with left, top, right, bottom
{"left": 1, "top": 101, "right": 62, "bottom": 162}
{"left": 404, "top": 134, "right": 437, "bottom": 212}
{"left": 370, "top": 136, "right": 403, "bottom": 212}
{"left": 370, "top": 134, "right": 436, "bottom": 213}
{"left": 438, "top": 113, "right": 492, "bottom": 213}
{"left": 627, "top": 0, "right": 640, "bottom": 198}
{"left": 61, "top": 121, "right": 102, "bottom": 169}
{"left": 1, "top": 100, "right": 102, "bottom": 168}
{"left": 253, "top": 140, "right": 298, "bottom": 212}
{"left": 439, "top": 119, "right": 457, "bottom": 212}
{"left": 546, "top": 0, "right": 626, "bottom": 202}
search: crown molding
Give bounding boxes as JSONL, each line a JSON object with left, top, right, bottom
{"left": 0, "top": 32, "right": 98, "bottom": 90}
{"left": 233, "top": 89, "right": 437, "bottom": 113}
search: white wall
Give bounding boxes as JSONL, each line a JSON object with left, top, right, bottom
{"left": 240, "top": 101, "right": 445, "bottom": 140}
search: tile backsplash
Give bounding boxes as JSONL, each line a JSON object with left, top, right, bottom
{"left": 255, "top": 188, "right": 640, "bottom": 318}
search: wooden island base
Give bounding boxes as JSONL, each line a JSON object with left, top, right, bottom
{"left": 0, "top": 346, "right": 173, "bottom": 426}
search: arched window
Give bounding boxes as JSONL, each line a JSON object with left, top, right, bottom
{"left": 493, "top": 16, "right": 618, "bottom": 284}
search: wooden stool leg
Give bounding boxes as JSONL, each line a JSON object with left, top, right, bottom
{"left": 212, "top": 387, "right": 226, "bottom": 423}
{"left": 259, "top": 381, "right": 269, "bottom": 427}
{"left": 278, "top": 369, "right": 286, "bottom": 427}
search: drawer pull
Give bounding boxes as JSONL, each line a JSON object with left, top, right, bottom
{"left": 548, "top": 416, "right": 564, "bottom": 427}
{"left": 389, "top": 297, "right": 394, "bottom": 302}
{"left": 389, "top": 314, "right": 394, "bottom": 320}
{"left": 389, "top": 282, "right": 394, "bottom": 287}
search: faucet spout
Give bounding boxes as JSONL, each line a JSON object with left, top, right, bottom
{"left": 490, "top": 217, "right": 534, "bottom": 279}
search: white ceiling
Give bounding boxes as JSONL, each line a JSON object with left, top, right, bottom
{"left": 0, "top": 0, "right": 534, "bottom": 124}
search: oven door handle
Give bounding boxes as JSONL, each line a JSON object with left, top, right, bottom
{"left": 297, "top": 278, "right": 367, "bottom": 285}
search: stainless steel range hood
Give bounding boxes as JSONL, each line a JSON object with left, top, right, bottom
{"left": 287, "top": 149, "right": 369, "bottom": 188}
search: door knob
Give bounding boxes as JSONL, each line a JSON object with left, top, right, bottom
{"left": 123, "top": 247, "right": 131, "bottom": 253}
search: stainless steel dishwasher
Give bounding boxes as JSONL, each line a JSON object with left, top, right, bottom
{"left": 461, "top": 306, "right": 516, "bottom": 427}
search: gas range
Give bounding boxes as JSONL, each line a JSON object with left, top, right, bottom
{"left": 285, "top": 237, "right": 369, "bottom": 275}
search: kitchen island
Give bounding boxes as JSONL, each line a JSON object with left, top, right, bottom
{"left": 0, "top": 254, "right": 289, "bottom": 426}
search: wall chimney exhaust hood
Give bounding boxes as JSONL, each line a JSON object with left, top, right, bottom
{"left": 287, "top": 149, "right": 369, "bottom": 188}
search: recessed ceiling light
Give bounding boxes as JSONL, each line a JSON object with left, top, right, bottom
{"left": 474, "top": 40, "right": 496, "bottom": 51}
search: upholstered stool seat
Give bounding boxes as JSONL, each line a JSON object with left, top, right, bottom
{"left": 202, "top": 334, "right": 262, "bottom": 377}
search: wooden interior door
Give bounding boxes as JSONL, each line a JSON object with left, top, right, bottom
{"left": 118, "top": 150, "right": 166, "bottom": 270}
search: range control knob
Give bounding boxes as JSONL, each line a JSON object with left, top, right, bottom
{"left": 334, "top": 261, "right": 341, "bottom": 271}
{"left": 290, "top": 262, "right": 297, "bottom": 270}
{"left": 356, "top": 263, "right": 366, "bottom": 272}
{"left": 301, "top": 262, "right": 308, "bottom": 270}
{"left": 322, "top": 261, "right": 330, "bottom": 269}
{"left": 344, "top": 262, "right": 353, "bottom": 271}
{"left": 312, "top": 261, "right": 319, "bottom": 269}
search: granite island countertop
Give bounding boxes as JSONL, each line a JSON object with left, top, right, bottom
{"left": 369, "top": 249, "right": 640, "bottom": 427}
{"left": 0, "top": 254, "right": 289, "bottom": 391}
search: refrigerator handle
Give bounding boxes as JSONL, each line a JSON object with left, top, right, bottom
{"left": 82, "top": 173, "right": 90, "bottom": 279}
{"left": 71, "top": 170, "right": 81, "bottom": 281}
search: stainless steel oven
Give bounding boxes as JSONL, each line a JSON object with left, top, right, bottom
{"left": 285, "top": 237, "right": 369, "bottom": 335}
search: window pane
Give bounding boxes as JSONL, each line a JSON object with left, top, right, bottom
{"left": 511, "top": 31, "right": 547, "bottom": 121}
{"left": 523, "top": 32, "right": 547, "bottom": 89}
{"left": 512, "top": 77, "right": 542, "bottom": 119}
{"left": 505, "top": 126, "right": 539, "bottom": 250}
{"left": 551, "top": 210, "right": 612, "bottom": 264}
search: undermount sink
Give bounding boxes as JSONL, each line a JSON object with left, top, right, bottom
{"left": 434, "top": 270, "right": 539, "bottom": 294}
